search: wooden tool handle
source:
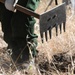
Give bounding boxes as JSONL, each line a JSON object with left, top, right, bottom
{"left": 0, "top": 0, "right": 40, "bottom": 19}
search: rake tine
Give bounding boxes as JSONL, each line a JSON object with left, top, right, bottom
{"left": 55, "top": 25, "right": 58, "bottom": 36}
{"left": 45, "top": 31, "right": 48, "bottom": 41}
{"left": 59, "top": 24, "right": 62, "bottom": 34}
{"left": 40, "top": 33, "right": 44, "bottom": 43}
{"left": 49, "top": 29, "right": 52, "bottom": 39}
{"left": 63, "top": 22, "right": 66, "bottom": 32}
{"left": 39, "top": 3, "right": 66, "bottom": 42}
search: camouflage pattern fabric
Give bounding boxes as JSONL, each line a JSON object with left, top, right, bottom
{"left": 0, "top": 0, "right": 40, "bottom": 63}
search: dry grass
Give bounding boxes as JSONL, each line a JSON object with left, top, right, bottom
{"left": 35, "top": 0, "right": 75, "bottom": 58}
{"left": 35, "top": 0, "right": 75, "bottom": 75}
{"left": 1, "top": 0, "right": 75, "bottom": 75}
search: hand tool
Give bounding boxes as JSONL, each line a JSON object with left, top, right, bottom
{"left": 0, "top": 0, "right": 66, "bottom": 43}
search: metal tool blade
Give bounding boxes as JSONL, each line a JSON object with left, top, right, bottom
{"left": 49, "top": 29, "right": 52, "bottom": 39}
{"left": 45, "top": 31, "right": 48, "bottom": 41}
{"left": 59, "top": 24, "right": 62, "bottom": 34}
{"left": 40, "top": 33, "right": 44, "bottom": 43}
{"left": 63, "top": 22, "right": 66, "bottom": 32}
{"left": 55, "top": 25, "right": 58, "bottom": 36}
{"left": 39, "top": 3, "right": 66, "bottom": 42}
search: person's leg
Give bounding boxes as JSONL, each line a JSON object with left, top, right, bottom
{"left": 25, "top": 0, "right": 40, "bottom": 57}
{"left": 11, "top": 14, "right": 38, "bottom": 63}
{"left": 11, "top": 11, "right": 30, "bottom": 63}
{"left": 0, "top": 3, "right": 13, "bottom": 49}
{"left": 26, "top": 16, "right": 38, "bottom": 57}
{"left": 10, "top": 0, "right": 40, "bottom": 63}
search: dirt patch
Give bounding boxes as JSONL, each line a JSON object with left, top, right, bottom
{"left": 36, "top": 51, "right": 75, "bottom": 75}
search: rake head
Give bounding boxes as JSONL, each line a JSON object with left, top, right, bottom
{"left": 39, "top": 3, "right": 66, "bottom": 43}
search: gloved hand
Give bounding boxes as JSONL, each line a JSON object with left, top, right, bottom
{"left": 5, "top": 0, "right": 18, "bottom": 12}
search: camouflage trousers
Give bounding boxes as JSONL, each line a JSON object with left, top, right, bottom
{"left": 0, "top": 0, "right": 40, "bottom": 62}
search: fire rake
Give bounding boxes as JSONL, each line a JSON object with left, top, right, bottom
{"left": 0, "top": 0, "right": 66, "bottom": 43}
